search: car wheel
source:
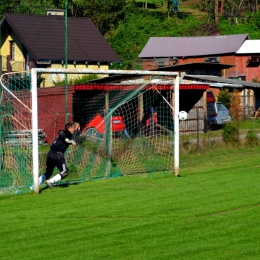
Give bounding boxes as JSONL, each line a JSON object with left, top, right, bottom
{"left": 85, "top": 127, "right": 102, "bottom": 141}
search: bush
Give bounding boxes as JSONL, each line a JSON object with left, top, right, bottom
{"left": 245, "top": 129, "right": 259, "bottom": 146}
{"left": 54, "top": 75, "right": 98, "bottom": 86}
{"left": 223, "top": 122, "right": 239, "bottom": 143}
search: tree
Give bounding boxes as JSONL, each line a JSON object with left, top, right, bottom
{"left": 2, "top": 0, "right": 20, "bottom": 14}
{"left": 19, "top": 0, "right": 56, "bottom": 15}
{"left": 143, "top": 0, "right": 148, "bottom": 9}
{"left": 2, "top": 0, "right": 56, "bottom": 15}
{"left": 79, "top": 0, "right": 127, "bottom": 35}
{"left": 1, "top": 0, "right": 127, "bottom": 35}
{"left": 197, "top": 0, "right": 260, "bottom": 24}
{"left": 218, "top": 89, "right": 231, "bottom": 109}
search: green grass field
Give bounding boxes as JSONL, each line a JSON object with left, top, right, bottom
{"left": 1, "top": 146, "right": 260, "bottom": 259}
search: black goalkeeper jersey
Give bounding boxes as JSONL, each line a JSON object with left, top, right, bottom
{"left": 50, "top": 130, "right": 73, "bottom": 153}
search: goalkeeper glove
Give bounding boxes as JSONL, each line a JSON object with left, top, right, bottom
{"left": 65, "top": 138, "right": 76, "bottom": 145}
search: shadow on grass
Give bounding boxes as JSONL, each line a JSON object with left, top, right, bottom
{"left": 147, "top": 172, "right": 186, "bottom": 178}
{"left": 39, "top": 181, "right": 80, "bottom": 193}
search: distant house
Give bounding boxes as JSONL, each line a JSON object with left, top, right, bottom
{"left": 138, "top": 34, "right": 260, "bottom": 83}
{"left": 139, "top": 34, "right": 260, "bottom": 117}
{"left": 138, "top": 34, "right": 251, "bottom": 78}
{"left": 0, "top": 13, "right": 121, "bottom": 86}
{"left": 138, "top": 34, "right": 260, "bottom": 115}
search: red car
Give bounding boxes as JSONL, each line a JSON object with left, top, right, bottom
{"left": 82, "top": 113, "right": 126, "bottom": 139}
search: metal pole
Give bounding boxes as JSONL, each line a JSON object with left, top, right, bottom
{"left": 105, "top": 93, "right": 110, "bottom": 157}
{"left": 0, "top": 2, "right": 2, "bottom": 170}
{"left": 174, "top": 74, "right": 180, "bottom": 176}
{"left": 197, "top": 107, "right": 200, "bottom": 150}
{"left": 0, "top": 0, "right": 2, "bottom": 76}
{"left": 31, "top": 68, "right": 39, "bottom": 194}
{"left": 65, "top": 1, "right": 68, "bottom": 123}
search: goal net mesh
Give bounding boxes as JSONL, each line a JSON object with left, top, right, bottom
{"left": 0, "top": 70, "right": 176, "bottom": 194}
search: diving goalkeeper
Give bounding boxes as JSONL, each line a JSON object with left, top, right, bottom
{"left": 38, "top": 122, "right": 76, "bottom": 189}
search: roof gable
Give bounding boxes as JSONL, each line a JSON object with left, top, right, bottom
{"left": 139, "top": 34, "right": 249, "bottom": 58}
{"left": 236, "top": 40, "right": 260, "bottom": 54}
{"left": 2, "top": 13, "right": 121, "bottom": 62}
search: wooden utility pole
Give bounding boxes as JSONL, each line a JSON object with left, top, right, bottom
{"left": 143, "top": 0, "right": 148, "bottom": 9}
{"left": 220, "top": 0, "right": 224, "bottom": 15}
{"left": 215, "top": 0, "right": 219, "bottom": 25}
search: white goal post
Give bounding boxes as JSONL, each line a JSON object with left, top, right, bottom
{"left": 31, "top": 68, "right": 180, "bottom": 194}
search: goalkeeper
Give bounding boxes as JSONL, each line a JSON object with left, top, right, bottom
{"left": 38, "top": 122, "right": 76, "bottom": 189}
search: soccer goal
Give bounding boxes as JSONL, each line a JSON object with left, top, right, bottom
{"left": 0, "top": 68, "right": 180, "bottom": 194}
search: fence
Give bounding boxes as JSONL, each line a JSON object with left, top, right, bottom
{"left": 240, "top": 94, "right": 255, "bottom": 119}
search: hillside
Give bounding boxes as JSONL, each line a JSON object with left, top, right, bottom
{"left": 107, "top": 1, "right": 260, "bottom": 69}
{"left": 1, "top": 0, "right": 260, "bottom": 69}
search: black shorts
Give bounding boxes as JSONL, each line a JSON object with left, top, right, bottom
{"left": 45, "top": 150, "right": 67, "bottom": 178}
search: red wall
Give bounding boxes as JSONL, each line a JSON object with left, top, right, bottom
{"left": 142, "top": 54, "right": 260, "bottom": 82}
{"left": 235, "top": 56, "right": 260, "bottom": 82}
{"left": 37, "top": 86, "right": 75, "bottom": 143}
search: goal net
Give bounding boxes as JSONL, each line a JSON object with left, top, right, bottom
{"left": 0, "top": 69, "right": 179, "bottom": 194}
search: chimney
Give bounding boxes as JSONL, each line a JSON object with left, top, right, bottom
{"left": 46, "top": 9, "right": 64, "bottom": 16}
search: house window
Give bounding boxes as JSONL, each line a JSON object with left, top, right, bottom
{"left": 204, "top": 56, "right": 220, "bottom": 63}
{"left": 25, "top": 53, "right": 30, "bottom": 71}
{"left": 247, "top": 56, "right": 260, "bottom": 63}
{"left": 9, "top": 41, "right": 15, "bottom": 60}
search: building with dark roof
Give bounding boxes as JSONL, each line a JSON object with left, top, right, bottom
{"left": 0, "top": 13, "right": 121, "bottom": 86}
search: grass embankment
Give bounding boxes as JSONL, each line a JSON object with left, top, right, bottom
{"left": 1, "top": 145, "right": 260, "bottom": 259}
{"left": 181, "top": 119, "right": 260, "bottom": 141}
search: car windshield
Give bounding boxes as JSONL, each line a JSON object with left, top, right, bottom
{"left": 217, "top": 103, "right": 228, "bottom": 111}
